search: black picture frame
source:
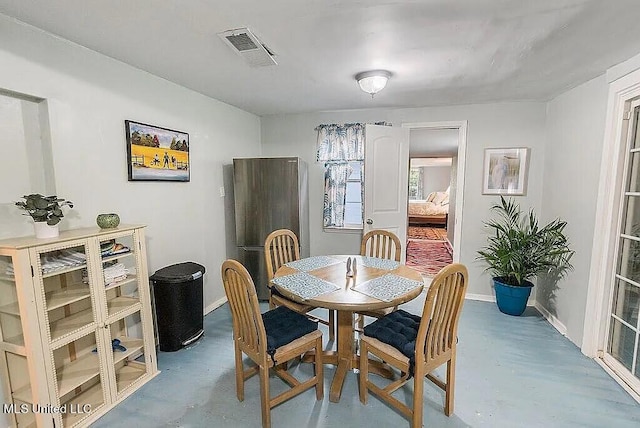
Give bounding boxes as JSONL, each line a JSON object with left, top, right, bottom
{"left": 125, "top": 120, "right": 190, "bottom": 182}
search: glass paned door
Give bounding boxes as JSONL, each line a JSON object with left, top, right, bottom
{"left": 607, "top": 104, "right": 640, "bottom": 388}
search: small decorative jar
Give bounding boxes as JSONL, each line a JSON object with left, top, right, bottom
{"left": 96, "top": 213, "right": 120, "bottom": 229}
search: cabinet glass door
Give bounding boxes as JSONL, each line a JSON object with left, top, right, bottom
{"left": 35, "top": 242, "right": 95, "bottom": 346}
{"left": 52, "top": 332, "right": 107, "bottom": 427}
{"left": 34, "top": 240, "right": 107, "bottom": 426}
{"left": 106, "top": 311, "right": 152, "bottom": 397}
{"left": 97, "top": 230, "right": 154, "bottom": 399}
{"left": 0, "top": 253, "right": 34, "bottom": 427}
{"left": 98, "top": 233, "right": 142, "bottom": 318}
{"left": 0, "top": 253, "right": 25, "bottom": 350}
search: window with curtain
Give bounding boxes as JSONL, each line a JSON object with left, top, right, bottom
{"left": 408, "top": 167, "right": 423, "bottom": 200}
{"left": 316, "top": 123, "right": 364, "bottom": 229}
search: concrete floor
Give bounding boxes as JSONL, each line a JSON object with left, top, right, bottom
{"left": 93, "top": 295, "right": 640, "bottom": 427}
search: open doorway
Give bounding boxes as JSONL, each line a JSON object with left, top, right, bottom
{"left": 403, "top": 123, "right": 465, "bottom": 277}
{"left": 406, "top": 157, "right": 453, "bottom": 276}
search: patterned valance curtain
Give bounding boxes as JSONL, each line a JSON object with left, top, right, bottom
{"left": 316, "top": 123, "right": 365, "bottom": 163}
{"left": 316, "top": 123, "right": 365, "bottom": 227}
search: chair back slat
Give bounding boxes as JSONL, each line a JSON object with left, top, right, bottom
{"left": 430, "top": 274, "right": 456, "bottom": 356}
{"left": 417, "top": 263, "right": 468, "bottom": 363}
{"left": 360, "top": 229, "right": 402, "bottom": 261}
{"left": 221, "top": 259, "right": 267, "bottom": 356}
{"left": 265, "top": 229, "right": 301, "bottom": 281}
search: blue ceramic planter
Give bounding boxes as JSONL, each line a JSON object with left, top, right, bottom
{"left": 493, "top": 278, "right": 533, "bottom": 316}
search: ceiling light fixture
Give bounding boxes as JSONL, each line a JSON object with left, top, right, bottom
{"left": 355, "top": 70, "right": 392, "bottom": 97}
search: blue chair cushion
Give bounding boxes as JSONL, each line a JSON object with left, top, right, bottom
{"left": 363, "top": 309, "right": 421, "bottom": 374}
{"left": 270, "top": 286, "right": 287, "bottom": 299}
{"left": 262, "top": 306, "right": 317, "bottom": 364}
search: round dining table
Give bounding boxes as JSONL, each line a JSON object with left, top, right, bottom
{"left": 272, "top": 254, "right": 424, "bottom": 403}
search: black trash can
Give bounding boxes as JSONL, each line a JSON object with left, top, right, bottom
{"left": 150, "top": 262, "right": 206, "bottom": 352}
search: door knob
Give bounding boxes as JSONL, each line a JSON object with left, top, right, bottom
{"left": 366, "top": 219, "right": 373, "bottom": 225}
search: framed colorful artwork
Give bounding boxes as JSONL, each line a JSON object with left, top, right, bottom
{"left": 482, "top": 147, "right": 530, "bottom": 195}
{"left": 125, "top": 120, "right": 190, "bottom": 182}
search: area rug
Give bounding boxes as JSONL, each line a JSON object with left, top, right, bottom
{"left": 407, "top": 226, "right": 447, "bottom": 241}
{"left": 406, "top": 239, "right": 453, "bottom": 276}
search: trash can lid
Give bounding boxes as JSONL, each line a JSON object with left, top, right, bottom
{"left": 150, "top": 262, "right": 206, "bottom": 283}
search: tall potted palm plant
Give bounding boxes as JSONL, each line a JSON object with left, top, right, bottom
{"left": 476, "top": 197, "right": 574, "bottom": 316}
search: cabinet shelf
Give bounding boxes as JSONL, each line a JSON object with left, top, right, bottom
{"left": 57, "top": 352, "right": 101, "bottom": 398}
{"left": 0, "top": 334, "right": 26, "bottom": 355}
{"left": 41, "top": 264, "right": 87, "bottom": 279}
{"left": 112, "top": 338, "right": 144, "bottom": 366}
{"left": 12, "top": 385, "right": 34, "bottom": 404}
{"left": 107, "top": 296, "right": 139, "bottom": 316}
{"left": 101, "top": 251, "right": 133, "bottom": 264}
{"left": 13, "top": 352, "right": 101, "bottom": 404}
{"left": 61, "top": 382, "right": 104, "bottom": 427}
{"left": 46, "top": 284, "right": 91, "bottom": 312}
{"left": 105, "top": 275, "right": 138, "bottom": 291}
{"left": 115, "top": 363, "right": 146, "bottom": 392}
{"left": 0, "top": 301, "right": 20, "bottom": 316}
{"left": 49, "top": 308, "right": 94, "bottom": 342}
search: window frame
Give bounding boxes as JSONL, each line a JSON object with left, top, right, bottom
{"left": 408, "top": 166, "right": 423, "bottom": 200}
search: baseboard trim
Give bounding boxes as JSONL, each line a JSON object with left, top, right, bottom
{"left": 205, "top": 296, "right": 228, "bottom": 315}
{"left": 465, "top": 293, "right": 495, "bottom": 302}
{"left": 535, "top": 302, "right": 568, "bottom": 336}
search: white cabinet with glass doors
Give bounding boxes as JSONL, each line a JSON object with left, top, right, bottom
{"left": 0, "top": 225, "right": 158, "bottom": 427}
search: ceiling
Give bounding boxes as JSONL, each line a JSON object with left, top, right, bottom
{"left": 2, "top": 1, "right": 640, "bottom": 116}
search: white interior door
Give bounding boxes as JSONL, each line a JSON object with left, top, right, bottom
{"left": 363, "top": 124, "right": 410, "bottom": 262}
{"left": 602, "top": 99, "right": 640, "bottom": 395}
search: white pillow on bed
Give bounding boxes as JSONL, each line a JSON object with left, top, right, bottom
{"left": 432, "top": 191, "right": 448, "bottom": 205}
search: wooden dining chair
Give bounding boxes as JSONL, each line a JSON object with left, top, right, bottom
{"left": 360, "top": 229, "right": 402, "bottom": 261}
{"left": 265, "top": 229, "right": 335, "bottom": 340}
{"left": 356, "top": 229, "right": 403, "bottom": 330}
{"left": 221, "top": 259, "right": 324, "bottom": 428}
{"left": 359, "top": 263, "right": 468, "bottom": 428}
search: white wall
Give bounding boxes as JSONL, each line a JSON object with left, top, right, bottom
{"left": 0, "top": 16, "right": 262, "bottom": 423}
{"left": 0, "top": 16, "right": 260, "bottom": 313}
{"left": 408, "top": 127, "right": 458, "bottom": 157}
{"left": 541, "top": 75, "right": 608, "bottom": 345}
{"left": 0, "top": 95, "right": 30, "bottom": 202}
{"left": 261, "top": 102, "right": 548, "bottom": 298}
{"left": 0, "top": 94, "right": 56, "bottom": 238}
{"left": 422, "top": 165, "right": 451, "bottom": 196}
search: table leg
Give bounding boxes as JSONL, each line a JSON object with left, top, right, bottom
{"left": 329, "top": 310, "right": 354, "bottom": 403}
{"left": 304, "top": 308, "right": 393, "bottom": 402}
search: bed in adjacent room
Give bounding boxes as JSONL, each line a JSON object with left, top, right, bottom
{"left": 408, "top": 190, "right": 449, "bottom": 227}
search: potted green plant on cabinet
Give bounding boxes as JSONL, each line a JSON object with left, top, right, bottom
{"left": 476, "top": 196, "right": 575, "bottom": 316}
{"left": 15, "top": 193, "right": 74, "bottom": 238}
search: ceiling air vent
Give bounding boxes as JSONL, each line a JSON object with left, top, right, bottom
{"left": 218, "top": 28, "right": 277, "bottom": 67}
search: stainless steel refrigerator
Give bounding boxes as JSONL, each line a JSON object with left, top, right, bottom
{"left": 233, "top": 157, "right": 310, "bottom": 300}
